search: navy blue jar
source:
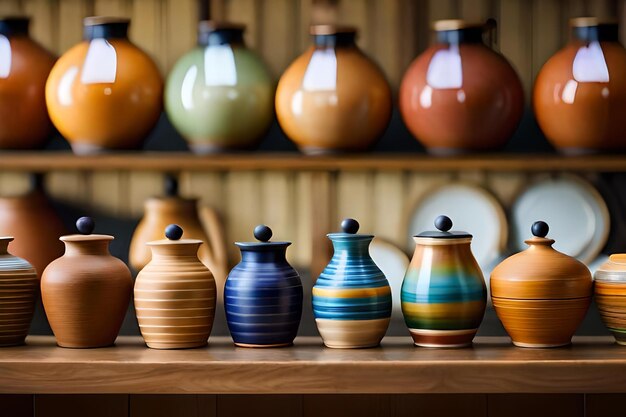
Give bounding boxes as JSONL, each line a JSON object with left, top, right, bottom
{"left": 224, "top": 225, "right": 303, "bottom": 347}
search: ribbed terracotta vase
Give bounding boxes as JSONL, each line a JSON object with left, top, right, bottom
{"left": 41, "top": 217, "right": 132, "bottom": 348}
{"left": 594, "top": 255, "right": 626, "bottom": 345}
{"left": 135, "top": 225, "right": 216, "bottom": 349}
{"left": 0, "top": 237, "right": 38, "bottom": 346}
{"left": 0, "top": 17, "right": 56, "bottom": 149}
{"left": 312, "top": 219, "right": 392, "bottom": 348}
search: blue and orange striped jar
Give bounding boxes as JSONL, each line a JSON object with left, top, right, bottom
{"left": 312, "top": 218, "right": 392, "bottom": 348}
{"left": 224, "top": 225, "right": 303, "bottom": 347}
{"left": 401, "top": 215, "right": 486, "bottom": 348}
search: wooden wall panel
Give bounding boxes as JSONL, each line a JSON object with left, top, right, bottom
{"left": 487, "top": 394, "right": 584, "bottom": 417}
{"left": 303, "top": 395, "right": 390, "bottom": 417}
{"left": 217, "top": 395, "right": 302, "bottom": 417}
{"left": 391, "top": 394, "right": 487, "bottom": 417}
{"left": 34, "top": 395, "right": 128, "bottom": 417}
{"left": 130, "top": 394, "right": 216, "bottom": 417}
{"left": 499, "top": 0, "right": 533, "bottom": 99}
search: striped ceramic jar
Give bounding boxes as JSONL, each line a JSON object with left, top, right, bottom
{"left": 401, "top": 215, "right": 486, "bottom": 348}
{"left": 224, "top": 225, "right": 303, "bottom": 347}
{"left": 312, "top": 219, "right": 392, "bottom": 348}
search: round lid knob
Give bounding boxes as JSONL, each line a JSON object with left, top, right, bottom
{"left": 531, "top": 221, "right": 549, "bottom": 238}
{"left": 76, "top": 217, "right": 95, "bottom": 235}
{"left": 434, "top": 215, "right": 453, "bottom": 232}
{"left": 341, "top": 218, "right": 359, "bottom": 234}
{"left": 254, "top": 224, "right": 272, "bottom": 242}
{"left": 165, "top": 224, "right": 183, "bottom": 241}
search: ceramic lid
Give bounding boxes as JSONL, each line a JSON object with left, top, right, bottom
{"left": 433, "top": 19, "right": 485, "bottom": 31}
{"left": 0, "top": 237, "right": 35, "bottom": 272}
{"left": 414, "top": 215, "right": 472, "bottom": 239}
{"left": 327, "top": 218, "right": 373, "bottom": 241}
{"left": 235, "top": 225, "right": 291, "bottom": 249}
{"left": 595, "top": 254, "right": 626, "bottom": 282}
{"left": 61, "top": 217, "right": 114, "bottom": 243}
{"left": 147, "top": 224, "right": 203, "bottom": 246}
{"left": 490, "top": 221, "right": 592, "bottom": 300}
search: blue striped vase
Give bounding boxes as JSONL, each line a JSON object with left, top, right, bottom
{"left": 312, "top": 218, "right": 392, "bottom": 348}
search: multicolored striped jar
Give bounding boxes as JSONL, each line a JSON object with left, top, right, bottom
{"left": 312, "top": 218, "right": 392, "bottom": 348}
{"left": 401, "top": 215, "right": 486, "bottom": 348}
{"left": 224, "top": 225, "right": 303, "bottom": 347}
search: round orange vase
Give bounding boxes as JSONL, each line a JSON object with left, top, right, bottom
{"left": 0, "top": 17, "right": 56, "bottom": 149}
{"left": 534, "top": 18, "right": 626, "bottom": 154}
{"left": 399, "top": 20, "right": 524, "bottom": 154}
{"left": 45, "top": 17, "right": 162, "bottom": 154}
{"left": 275, "top": 25, "right": 392, "bottom": 154}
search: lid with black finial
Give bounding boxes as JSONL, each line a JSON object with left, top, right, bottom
{"left": 415, "top": 215, "right": 472, "bottom": 239}
{"left": 235, "top": 224, "right": 291, "bottom": 251}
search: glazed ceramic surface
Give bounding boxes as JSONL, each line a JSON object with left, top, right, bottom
{"left": 275, "top": 26, "right": 392, "bottom": 154}
{"left": 399, "top": 20, "right": 523, "bottom": 154}
{"left": 595, "top": 254, "right": 626, "bottom": 345}
{"left": 165, "top": 21, "right": 273, "bottom": 153}
{"left": 0, "top": 17, "right": 56, "bottom": 149}
{"left": 45, "top": 17, "right": 162, "bottom": 154}
{"left": 491, "top": 221, "right": 592, "bottom": 348}
{"left": 0, "top": 237, "right": 38, "bottom": 346}
{"left": 135, "top": 225, "right": 216, "bottom": 349}
{"left": 534, "top": 18, "right": 626, "bottom": 153}
{"left": 41, "top": 217, "right": 132, "bottom": 348}
{"left": 224, "top": 225, "right": 303, "bottom": 347}
{"left": 401, "top": 215, "right": 486, "bottom": 348}
{"left": 313, "top": 219, "right": 391, "bottom": 348}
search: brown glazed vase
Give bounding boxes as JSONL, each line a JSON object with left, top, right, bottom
{"left": 135, "top": 225, "right": 216, "bottom": 349}
{"left": 490, "top": 221, "right": 592, "bottom": 348}
{"left": 0, "top": 237, "right": 38, "bottom": 346}
{"left": 275, "top": 25, "right": 392, "bottom": 154}
{"left": 45, "top": 17, "right": 162, "bottom": 154}
{"left": 594, "top": 254, "right": 626, "bottom": 345}
{"left": 534, "top": 18, "right": 626, "bottom": 153}
{"left": 399, "top": 20, "right": 524, "bottom": 154}
{"left": 41, "top": 217, "right": 132, "bottom": 348}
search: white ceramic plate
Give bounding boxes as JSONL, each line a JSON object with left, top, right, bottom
{"left": 370, "top": 238, "right": 410, "bottom": 318}
{"left": 511, "top": 175, "right": 609, "bottom": 264}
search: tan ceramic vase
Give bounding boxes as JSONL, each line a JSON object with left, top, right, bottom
{"left": 41, "top": 217, "right": 132, "bottom": 348}
{"left": 275, "top": 25, "right": 392, "bottom": 154}
{"left": 534, "top": 18, "right": 626, "bottom": 153}
{"left": 0, "top": 17, "right": 56, "bottom": 149}
{"left": 594, "top": 255, "right": 626, "bottom": 345}
{"left": 135, "top": 225, "right": 216, "bottom": 349}
{"left": 490, "top": 221, "right": 592, "bottom": 348}
{"left": 0, "top": 237, "right": 38, "bottom": 346}
{"left": 399, "top": 20, "right": 524, "bottom": 154}
{"left": 45, "top": 17, "right": 162, "bottom": 154}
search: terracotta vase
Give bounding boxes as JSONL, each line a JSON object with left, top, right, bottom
{"left": 135, "top": 224, "right": 216, "bottom": 349}
{"left": 312, "top": 219, "right": 391, "bottom": 348}
{"left": 45, "top": 17, "right": 162, "bottom": 154}
{"left": 275, "top": 25, "right": 392, "bottom": 154}
{"left": 224, "top": 225, "right": 303, "bottom": 347}
{"left": 401, "top": 215, "right": 487, "bottom": 347}
{"left": 399, "top": 20, "right": 524, "bottom": 154}
{"left": 0, "top": 237, "right": 38, "bottom": 346}
{"left": 490, "top": 221, "right": 592, "bottom": 348}
{"left": 41, "top": 217, "right": 133, "bottom": 348}
{"left": 165, "top": 21, "right": 274, "bottom": 153}
{"left": 594, "top": 254, "right": 626, "bottom": 345}
{"left": 0, "top": 17, "right": 56, "bottom": 149}
{"left": 534, "top": 18, "right": 626, "bottom": 153}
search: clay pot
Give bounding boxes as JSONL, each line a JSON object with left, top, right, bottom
{"left": 0, "top": 237, "right": 38, "bottom": 346}
{"left": 399, "top": 20, "right": 524, "bottom": 154}
{"left": 490, "top": 221, "right": 592, "bottom": 348}
{"left": 534, "top": 18, "right": 626, "bottom": 154}
{"left": 312, "top": 219, "right": 391, "bottom": 348}
{"left": 41, "top": 217, "right": 132, "bottom": 348}
{"left": 401, "top": 215, "right": 487, "bottom": 347}
{"left": 165, "top": 21, "right": 273, "bottom": 153}
{"left": 224, "top": 225, "right": 303, "bottom": 347}
{"left": 45, "top": 17, "right": 162, "bottom": 154}
{"left": 594, "top": 254, "right": 626, "bottom": 345}
{"left": 275, "top": 25, "right": 392, "bottom": 154}
{"left": 135, "top": 224, "right": 216, "bottom": 349}
{"left": 0, "top": 17, "right": 56, "bottom": 149}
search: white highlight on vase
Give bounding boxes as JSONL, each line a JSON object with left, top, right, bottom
{"left": 573, "top": 41, "right": 609, "bottom": 83}
{"left": 181, "top": 65, "right": 198, "bottom": 110}
{"left": 57, "top": 66, "right": 79, "bottom": 106}
{"left": 303, "top": 49, "right": 337, "bottom": 91}
{"left": 426, "top": 44, "right": 463, "bottom": 89}
{"left": 0, "top": 35, "right": 11, "bottom": 78}
{"left": 204, "top": 45, "right": 237, "bottom": 86}
{"left": 81, "top": 39, "right": 117, "bottom": 84}
{"left": 561, "top": 79, "right": 578, "bottom": 104}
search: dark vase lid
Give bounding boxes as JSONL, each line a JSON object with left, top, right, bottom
{"left": 415, "top": 215, "right": 472, "bottom": 239}
{"left": 235, "top": 225, "right": 291, "bottom": 249}
{"left": 61, "top": 216, "right": 113, "bottom": 242}
{"left": 310, "top": 25, "right": 357, "bottom": 47}
{"left": 0, "top": 16, "right": 29, "bottom": 36}
{"left": 148, "top": 224, "right": 203, "bottom": 246}
{"left": 327, "top": 218, "right": 374, "bottom": 240}
{"left": 432, "top": 19, "right": 485, "bottom": 32}
{"left": 83, "top": 16, "right": 130, "bottom": 40}
{"left": 198, "top": 20, "right": 245, "bottom": 45}
{"left": 570, "top": 17, "right": 618, "bottom": 28}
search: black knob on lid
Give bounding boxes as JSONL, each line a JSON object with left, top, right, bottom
{"left": 531, "top": 221, "right": 549, "bottom": 238}
{"left": 254, "top": 225, "right": 272, "bottom": 242}
{"left": 76, "top": 217, "right": 95, "bottom": 235}
{"left": 434, "top": 215, "right": 453, "bottom": 232}
{"left": 341, "top": 218, "right": 359, "bottom": 234}
{"left": 165, "top": 224, "right": 183, "bottom": 241}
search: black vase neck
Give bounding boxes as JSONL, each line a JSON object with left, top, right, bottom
{"left": 84, "top": 21, "right": 129, "bottom": 40}
{"left": 0, "top": 17, "right": 29, "bottom": 37}
{"left": 198, "top": 28, "right": 244, "bottom": 46}
{"left": 436, "top": 27, "right": 484, "bottom": 45}
{"left": 572, "top": 24, "right": 619, "bottom": 42}
{"left": 313, "top": 32, "right": 356, "bottom": 48}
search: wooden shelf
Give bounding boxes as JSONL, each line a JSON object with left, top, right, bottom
{"left": 1, "top": 152, "right": 626, "bottom": 172}
{"left": 1, "top": 336, "right": 626, "bottom": 394}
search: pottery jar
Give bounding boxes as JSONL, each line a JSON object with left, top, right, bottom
{"left": 401, "top": 215, "right": 486, "bottom": 348}
{"left": 41, "top": 217, "right": 133, "bottom": 348}
{"left": 224, "top": 225, "right": 303, "bottom": 347}
{"left": 275, "top": 25, "right": 392, "bottom": 154}
{"left": 45, "top": 17, "right": 163, "bottom": 154}
{"left": 0, "top": 237, "right": 38, "bottom": 346}
{"left": 594, "top": 255, "right": 626, "bottom": 345}
{"left": 312, "top": 219, "right": 392, "bottom": 348}
{"left": 135, "top": 224, "right": 216, "bottom": 349}
{"left": 399, "top": 20, "right": 524, "bottom": 154}
{"left": 165, "top": 21, "right": 273, "bottom": 153}
{"left": 0, "top": 17, "right": 56, "bottom": 149}
{"left": 490, "top": 221, "right": 592, "bottom": 348}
